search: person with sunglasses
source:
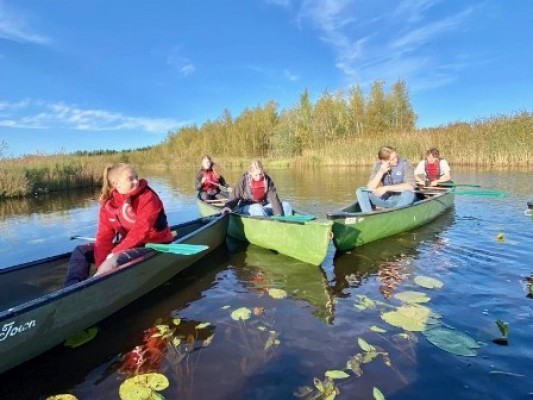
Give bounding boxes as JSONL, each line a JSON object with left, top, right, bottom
{"left": 355, "top": 146, "right": 416, "bottom": 213}
{"left": 222, "top": 160, "right": 292, "bottom": 216}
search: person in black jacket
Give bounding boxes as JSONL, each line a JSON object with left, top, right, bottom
{"left": 195, "top": 155, "right": 229, "bottom": 200}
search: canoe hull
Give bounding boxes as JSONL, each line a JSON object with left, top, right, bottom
{"left": 0, "top": 214, "right": 228, "bottom": 374}
{"left": 197, "top": 200, "right": 332, "bottom": 265}
{"left": 327, "top": 191, "right": 454, "bottom": 252}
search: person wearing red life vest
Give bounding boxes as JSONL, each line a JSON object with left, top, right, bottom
{"left": 64, "top": 163, "right": 173, "bottom": 286}
{"left": 223, "top": 160, "right": 292, "bottom": 217}
{"left": 195, "top": 155, "right": 230, "bottom": 200}
{"left": 414, "top": 147, "right": 452, "bottom": 187}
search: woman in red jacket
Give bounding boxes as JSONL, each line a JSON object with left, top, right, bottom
{"left": 64, "top": 163, "right": 173, "bottom": 286}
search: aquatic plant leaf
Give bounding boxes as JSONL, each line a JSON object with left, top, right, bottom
{"left": 128, "top": 373, "right": 169, "bottom": 391}
{"left": 257, "top": 326, "right": 266, "bottom": 331}
{"left": 495, "top": 320, "right": 509, "bottom": 338}
{"left": 369, "top": 326, "right": 387, "bottom": 333}
{"left": 414, "top": 276, "right": 443, "bottom": 289}
{"left": 221, "top": 305, "right": 231, "bottom": 310}
{"left": 394, "top": 291, "right": 431, "bottom": 304}
{"left": 46, "top": 395, "right": 78, "bottom": 400}
{"left": 172, "top": 318, "right": 181, "bottom": 326}
{"left": 355, "top": 294, "right": 377, "bottom": 310}
{"left": 346, "top": 354, "right": 363, "bottom": 376}
{"left": 202, "top": 334, "right": 214, "bottom": 347}
{"left": 64, "top": 327, "right": 98, "bottom": 348}
{"left": 423, "top": 326, "right": 480, "bottom": 356}
{"left": 119, "top": 381, "right": 152, "bottom": 400}
{"left": 231, "top": 307, "right": 252, "bottom": 321}
{"left": 381, "top": 305, "right": 439, "bottom": 331}
{"left": 373, "top": 387, "right": 385, "bottom": 400}
{"left": 358, "top": 338, "right": 376, "bottom": 352}
{"left": 268, "top": 288, "right": 288, "bottom": 299}
{"left": 172, "top": 337, "right": 181, "bottom": 347}
{"left": 362, "top": 350, "right": 379, "bottom": 364}
{"left": 325, "top": 370, "right": 350, "bottom": 379}
{"left": 195, "top": 322, "right": 210, "bottom": 329}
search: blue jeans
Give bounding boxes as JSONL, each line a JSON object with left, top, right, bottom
{"left": 356, "top": 187, "right": 416, "bottom": 213}
{"left": 238, "top": 201, "right": 293, "bottom": 217}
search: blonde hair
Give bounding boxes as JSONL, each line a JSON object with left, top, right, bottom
{"left": 100, "top": 163, "right": 137, "bottom": 202}
{"left": 247, "top": 160, "right": 264, "bottom": 173}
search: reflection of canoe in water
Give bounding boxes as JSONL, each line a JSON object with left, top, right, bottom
{"left": 528, "top": 201, "right": 533, "bottom": 220}
{"left": 235, "top": 243, "right": 334, "bottom": 324}
{"left": 327, "top": 190, "right": 454, "bottom": 252}
{"left": 0, "top": 215, "right": 228, "bottom": 374}
{"left": 197, "top": 199, "right": 333, "bottom": 265}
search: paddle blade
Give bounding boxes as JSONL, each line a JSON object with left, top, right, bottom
{"left": 145, "top": 243, "right": 209, "bottom": 255}
{"left": 271, "top": 214, "right": 316, "bottom": 222}
{"left": 451, "top": 189, "right": 507, "bottom": 197}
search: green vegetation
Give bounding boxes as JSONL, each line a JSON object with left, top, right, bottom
{"left": 1, "top": 80, "right": 532, "bottom": 199}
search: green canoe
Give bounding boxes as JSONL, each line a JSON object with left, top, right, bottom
{"left": 326, "top": 189, "right": 454, "bottom": 252}
{"left": 0, "top": 214, "right": 228, "bottom": 374}
{"left": 197, "top": 199, "right": 333, "bottom": 265}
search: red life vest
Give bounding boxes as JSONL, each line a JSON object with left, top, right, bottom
{"left": 201, "top": 170, "right": 218, "bottom": 192}
{"left": 249, "top": 176, "right": 267, "bottom": 204}
{"left": 425, "top": 160, "right": 440, "bottom": 181}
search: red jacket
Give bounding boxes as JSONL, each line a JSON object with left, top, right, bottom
{"left": 94, "top": 179, "right": 173, "bottom": 267}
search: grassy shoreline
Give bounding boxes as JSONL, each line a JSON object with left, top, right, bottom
{"left": 1, "top": 112, "right": 532, "bottom": 199}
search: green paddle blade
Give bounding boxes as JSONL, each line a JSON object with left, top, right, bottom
{"left": 271, "top": 214, "right": 316, "bottom": 222}
{"left": 451, "top": 189, "right": 507, "bottom": 197}
{"left": 145, "top": 243, "right": 209, "bottom": 255}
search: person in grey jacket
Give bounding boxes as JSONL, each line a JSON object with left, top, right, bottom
{"left": 223, "top": 160, "right": 292, "bottom": 216}
{"left": 356, "top": 146, "right": 416, "bottom": 213}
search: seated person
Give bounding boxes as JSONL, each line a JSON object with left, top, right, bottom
{"left": 64, "top": 163, "right": 173, "bottom": 286}
{"left": 414, "top": 147, "right": 452, "bottom": 187}
{"left": 223, "top": 160, "right": 292, "bottom": 217}
{"left": 356, "top": 146, "right": 416, "bottom": 213}
{"left": 195, "top": 155, "right": 230, "bottom": 200}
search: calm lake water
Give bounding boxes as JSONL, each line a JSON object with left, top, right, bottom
{"left": 1, "top": 166, "right": 532, "bottom": 400}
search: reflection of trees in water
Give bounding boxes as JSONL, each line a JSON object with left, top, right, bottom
{"left": 0, "top": 187, "right": 99, "bottom": 219}
{"left": 331, "top": 210, "right": 455, "bottom": 300}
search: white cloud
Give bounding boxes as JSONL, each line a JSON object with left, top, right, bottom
{"left": 296, "top": 0, "right": 477, "bottom": 91}
{"left": 0, "top": 2, "right": 51, "bottom": 44}
{"left": 283, "top": 69, "right": 299, "bottom": 81}
{"left": 0, "top": 99, "right": 187, "bottom": 133}
{"left": 166, "top": 47, "right": 196, "bottom": 78}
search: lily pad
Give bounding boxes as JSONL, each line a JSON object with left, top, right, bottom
{"left": 414, "top": 276, "right": 443, "bottom": 289}
{"left": 46, "top": 395, "right": 78, "bottom": 400}
{"left": 195, "top": 322, "right": 210, "bottom": 329}
{"left": 268, "top": 288, "right": 288, "bottom": 299}
{"left": 373, "top": 387, "right": 385, "bottom": 400}
{"left": 119, "top": 373, "right": 169, "bottom": 400}
{"left": 423, "top": 325, "right": 481, "bottom": 356}
{"left": 325, "top": 370, "right": 350, "bottom": 379}
{"left": 381, "top": 305, "right": 440, "bottom": 332}
{"left": 369, "top": 325, "right": 387, "bottom": 333}
{"left": 394, "top": 291, "right": 431, "bottom": 304}
{"left": 64, "top": 327, "right": 98, "bottom": 348}
{"left": 231, "top": 307, "right": 252, "bottom": 321}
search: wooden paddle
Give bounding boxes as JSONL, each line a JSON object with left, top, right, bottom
{"left": 437, "top": 182, "right": 481, "bottom": 188}
{"left": 421, "top": 187, "right": 507, "bottom": 197}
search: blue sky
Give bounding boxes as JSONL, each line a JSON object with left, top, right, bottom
{"left": 1, "top": 0, "right": 531, "bottom": 157}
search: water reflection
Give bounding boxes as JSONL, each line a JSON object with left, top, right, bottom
{"left": 231, "top": 242, "right": 334, "bottom": 324}
{"left": 331, "top": 209, "right": 455, "bottom": 300}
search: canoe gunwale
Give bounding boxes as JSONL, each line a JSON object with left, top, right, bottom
{"left": 0, "top": 214, "right": 226, "bottom": 319}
